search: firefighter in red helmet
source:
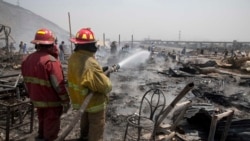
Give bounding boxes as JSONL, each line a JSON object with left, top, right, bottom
{"left": 68, "top": 28, "right": 112, "bottom": 141}
{"left": 21, "top": 28, "right": 70, "bottom": 141}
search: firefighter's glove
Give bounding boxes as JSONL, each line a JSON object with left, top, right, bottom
{"left": 102, "top": 66, "right": 109, "bottom": 72}
{"left": 62, "top": 102, "right": 70, "bottom": 114}
{"left": 102, "top": 66, "right": 110, "bottom": 77}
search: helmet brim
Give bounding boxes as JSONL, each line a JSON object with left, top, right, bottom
{"left": 31, "top": 40, "right": 54, "bottom": 45}
{"left": 70, "top": 38, "right": 96, "bottom": 44}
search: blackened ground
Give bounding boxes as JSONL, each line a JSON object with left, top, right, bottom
{"left": 1, "top": 46, "right": 250, "bottom": 141}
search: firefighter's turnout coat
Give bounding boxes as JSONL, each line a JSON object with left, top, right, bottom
{"left": 21, "top": 50, "right": 69, "bottom": 107}
{"left": 67, "top": 50, "right": 112, "bottom": 113}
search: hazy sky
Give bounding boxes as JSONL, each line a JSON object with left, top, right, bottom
{"left": 4, "top": 0, "right": 250, "bottom": 41}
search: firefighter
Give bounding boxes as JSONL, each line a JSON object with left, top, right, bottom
{"left": 110, "top": 41, "right": 117, "bottom": 54}
{"left": 68, "top": 28, "right": 112, "bottom": 141}
{"left": 21, "top": 28, "right": 70, "bottom": 141}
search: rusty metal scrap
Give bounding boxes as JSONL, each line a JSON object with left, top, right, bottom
{"left": 0, "top": 73, "right": 33, "bottom": 141}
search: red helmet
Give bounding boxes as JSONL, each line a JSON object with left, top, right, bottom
{"left": 70, "top": 28, "right": 96, "bottom": 44}
{"left": 31, "top": 28, "right": 55, "bottom": 45}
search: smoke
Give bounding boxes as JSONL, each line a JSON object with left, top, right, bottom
{"left": 95, "top": 48, "right": 111, "bottom": 66}
{"left": 118, "top": 49, "right": 150, "bottom": 68}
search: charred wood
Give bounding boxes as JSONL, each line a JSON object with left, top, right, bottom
{"left": 239, "top": 78, "right": 250, "bottom": 86}
{"left": 216, "top": 119, "right": 250, "bottom": 141}
{"left": 192, "top": 88, "right": 250, "bottom": 113}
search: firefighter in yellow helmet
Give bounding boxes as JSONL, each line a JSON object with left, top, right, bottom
{"left": 68, "top": 28, "right": 112, "bottom": 141}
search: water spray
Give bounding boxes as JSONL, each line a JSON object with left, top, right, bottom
{"left": 105, "top": 50, "right": 150, "bottom": 73}
{"left": 118, "top": 50, "right": 150, "bottom": 67}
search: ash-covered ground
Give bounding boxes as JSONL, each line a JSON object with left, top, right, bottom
{"left": 1, "top": 44, "right": 250, "bottom": 141}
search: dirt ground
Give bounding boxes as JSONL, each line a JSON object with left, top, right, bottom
{"left": 1, "top": 44, "right": 250, "bottom": 141}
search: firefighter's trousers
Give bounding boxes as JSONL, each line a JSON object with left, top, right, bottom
{"left": 80, "top": 110, "right": 105, "bottom": 141}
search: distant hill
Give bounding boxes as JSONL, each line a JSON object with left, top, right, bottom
{"left": 0, "top": 0, "right": 70, "bottom": 51}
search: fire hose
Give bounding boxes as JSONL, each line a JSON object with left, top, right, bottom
{"left": 55, "top": 64, "right": 120, "bottom": 141}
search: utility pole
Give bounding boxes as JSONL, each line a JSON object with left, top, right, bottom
{"left": 68, "top": 12, "right": 73, "bottom": 54}
{"left": 103, "top": 33, "right": 105, "bottom": 47}
{"left": 131, "top": 34, "right": 133, "bottom": 48}
{"left": 179, "top": 30, "right": 181, "bottom": 41}
{"left": 118, "top": 34, "right": 120, "bottom": 47}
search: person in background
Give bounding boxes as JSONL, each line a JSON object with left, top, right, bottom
{"left": 19, "top": 41, "right": 23, "bottom": 54}
{"left": 21, "top": 28, "right": 70, "bottom": 141}
{"left": 9, "top": 42, "right": 15, "bottom": 53}
{"left": 181, "top": 47, "right": 186, "bottom": 55}
{"left": 200, "top": 48, "right": 204, "bottom": 55}
{"left": 59, "top": 41, "right": 65, "bottom": 62}
{"left": 23, "top": 43, "right": 27, "bottom": 54}
{"left": 110, "top": 41, "right": 117, "bottom": 54}
{"left": 224, "top": 48, "right": 228, "bottom": 58}
{"left": 53, "top": 38, "right": 59, "bottom": 60}
{"left": 67, "top": 28, "right": 112, "bottom": 141}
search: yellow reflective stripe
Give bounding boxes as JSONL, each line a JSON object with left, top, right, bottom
{"left": 68, "top": 82, "right": 88, "bottom": 96}
{"left": 72, "top": 103, "right": 80, "bottom": 109}
{"left": 24, "top": 76, "right": 51, "bottom": 87}
{"left": 86, "top": 103, "right": 106, "bottom": 113}
{"left": 32, "top": 101, "right": 61, "bottom": 107}
{"left": 59, "top": 94, "right": 69, "bottom": 101}
{"left": 72, "top": 103, "right": 106, "bottom": 113}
